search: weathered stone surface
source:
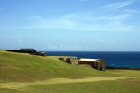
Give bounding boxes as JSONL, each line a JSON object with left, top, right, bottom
{"left": 63, "top": 57, "right": 78, "bottom": 66}
{"left": 78, "top": 58, "right": 106, "bottom": 71}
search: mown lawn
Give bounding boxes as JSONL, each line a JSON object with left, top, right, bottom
{"left": 0, "top": 50, "right": 120, "bottom": 82}
{"left": 0, "top": 79, "right": 140, "bottom": 93}
{"left": 0, "top": 50, "right": 140, "bottom": 93}
{"left": 25, "top": 80, "right": 140, "bottom": 93}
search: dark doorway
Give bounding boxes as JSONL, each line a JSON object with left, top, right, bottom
{"left": 100, "top": 67, "right": 102, "bottom": 71}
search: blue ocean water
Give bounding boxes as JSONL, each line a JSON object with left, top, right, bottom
{"left": 37, "top": 51, "right": 140, "bottom": 68}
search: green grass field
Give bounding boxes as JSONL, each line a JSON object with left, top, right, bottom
{"left": 0, "top": 50, "right": 140, "bottom": 93}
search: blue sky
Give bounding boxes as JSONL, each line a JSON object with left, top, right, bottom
{"left": 0, "top": 0, "right": 140, "bottom": 51}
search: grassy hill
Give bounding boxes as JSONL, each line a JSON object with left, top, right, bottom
{"left": 0, "top": 50, "right": 140, "bottom": 93}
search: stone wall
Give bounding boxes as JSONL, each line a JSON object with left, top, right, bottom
{"left": 97, "top": 59, "right": 106, "bottom": 71}
{"left": 7, "top": 49, "right": 36, "bottom": 53}
{"left": 7, "top": 49, "right": 46, "bottom": 56}
{"left": 63, "top": 57, "right": 78, "bottom": 66}
{"left": 78, "top": 58, "right": 106, "bottom": 71}
{"left": 106, "top": 67, "right": 140, "bottom": 70}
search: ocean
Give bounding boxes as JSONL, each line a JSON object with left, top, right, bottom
{"left": 37, "top": 51, "right": 140, "bottom": 68}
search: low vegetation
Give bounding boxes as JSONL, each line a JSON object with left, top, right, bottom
{"left": 0, "top": 50, "right": 140, "bottom": 93}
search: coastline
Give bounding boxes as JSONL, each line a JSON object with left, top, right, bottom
{"left": 106, "top": 66, "right": 140, "bottom": 70}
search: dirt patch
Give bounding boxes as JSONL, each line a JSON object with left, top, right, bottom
{"left": 0, "top": 77, "right": 132, "bottom": 89}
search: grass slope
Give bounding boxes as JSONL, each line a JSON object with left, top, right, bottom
{"left": 0, "top": 50, "right": 120, "bottom": 83}
{"left": 0, "top": 50, "right": 140, "bottom": 93}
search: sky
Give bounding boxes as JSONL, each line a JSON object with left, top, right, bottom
{"left": 0, "top": 0, "right": 140, "bottom": 51}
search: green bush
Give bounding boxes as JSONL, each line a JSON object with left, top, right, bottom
{"left": 58, "top": 58, "right": 64, "bottom": 61}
